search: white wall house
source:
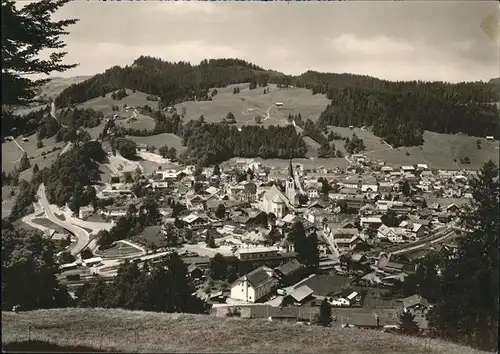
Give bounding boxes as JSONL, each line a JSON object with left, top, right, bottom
{"left": 230, "top": 266, "right": 278, "bottom": 303}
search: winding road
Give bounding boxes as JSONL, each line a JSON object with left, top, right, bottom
{"left": 262, "top": 106, "right": 273, "bottom": 121}
{"left": 37, "top": 184, "right": 90, "bottom": 256}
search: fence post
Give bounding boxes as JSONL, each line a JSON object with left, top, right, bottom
{"left": 28, "top": 326, "right": 31, "bottom": 341}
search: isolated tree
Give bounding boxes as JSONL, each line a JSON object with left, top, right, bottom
{"left": 209, "top": 253, "right": 227, "bottom": 281}
{"left": 382, "top": 209, "right": 400, "bottom": 227}
{"left": 2, "top": 0, "right": 78, "bottom": 106}
{"left": 215, "top": 203, "right": 226, "bottom": 220}
{"left": 289, "top": 221, "right": 318, "bottom": 271}
{"left": 167, "top": 147, "right": 177, "bottom": 161}
{"left": 159, "top": 145, "right": 169, "bottom": 158}
{"left": 18, "top": 152, "right": 31, "bottom": 172}
{"left": 254, "top": 116, "right": 262, "bottom": 124}
{"left": 398, "top": 311, "right": 420, "bottom": 335}
{"left": 318, "top": 178, "right": 331, "bottom": 201}
{"left": 59, "top": 250, "right": 75, "bottom": 264}
{"left": 80, "top": 247, "right": 93, "bottom": 260}
{"left": 226, "top": 112, "right": 236, "bottom": 123}
{"left": 32, "top": 163, "right": 39, "bottom": 175}
{"left": 205, "top": 234, "right": 216, "bottom": 248}
{"left": 213, "top": 164, "right": 221, "bottom": 176}
{"left": 297, "top": 194, "right": 309, "bottom": 205}
{"left": 401, "top": 180, "right": 411, "bottom": 197}
{"left": 116, "top": 138, "right": 137, "bottom": 159}
{"left": 318, "top": 298, "right": 332, "bottom": 327}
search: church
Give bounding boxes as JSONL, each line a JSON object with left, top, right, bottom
{"left": 259, "top": 160, "right": 298, "bottom": 219}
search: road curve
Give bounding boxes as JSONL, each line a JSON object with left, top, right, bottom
{"left": 38, "top": 184, "right": 90, "bottom": 256}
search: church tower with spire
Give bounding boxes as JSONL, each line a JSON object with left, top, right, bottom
{"left": 285, "top": 158, "right": 296, "bottom": 204}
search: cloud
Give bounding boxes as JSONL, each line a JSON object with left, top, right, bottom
{"left": 146, "top": 2, "right": 218, "bottom": 16}
{"left": 329, "top": 34, "right": 417, "bottom": 57}
{"left": 60, "top": 40, "right": 244, "bottom": 75}
{"left": 25, "top": 1, "right": 497, "bottom": 82}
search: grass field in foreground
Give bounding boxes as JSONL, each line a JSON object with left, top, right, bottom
{"left": 1, "top": 308, "right": 486, "bottom": 354}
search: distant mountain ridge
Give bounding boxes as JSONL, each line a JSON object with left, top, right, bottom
{"left": 52, "top": 56, "right": 498, "bottom": 147}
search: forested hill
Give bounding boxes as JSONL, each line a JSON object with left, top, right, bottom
{"left": 55, "top": 56, "right": 499, "bottom": 147}
{"left": 55, "top": 57, "right": 274, "bottom": 107}
{"left": 317, "top": 85, "right": 499, "bottom": 148}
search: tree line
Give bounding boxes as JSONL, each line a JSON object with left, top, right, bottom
{"left": 317, "top": 87, "right": 499, "bottom": 147}
{"left": 44, "top": 141, "right": 106, "bottom": 206}
{"left": 180, "top": 121, "right": 307, "bottom": 166}
{"left": 76, "top": 254, "right": 208, "bottom": 313}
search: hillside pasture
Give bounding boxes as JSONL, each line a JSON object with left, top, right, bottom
{"left": 367, "top": 131, "right": 499, "bottom": 170}
{"left": 76, "top": 89, "right": 160, "bottom": 117}
{"left": 175, "top": 83, "right": 329, "bottom": 127}
{"left": 326, "top": 126, "right": 390, "bottom": 152}
{"left": 1, "top": 308, "right": 487, "bottom": 354}
{"left": 126, "top": 133, "right": 186, "bottom": 153}
{"left": 2, "top": 133, "right": 62, "bottom": 174}
{"left": 1, "top": 141, "right": 24, "bottom": 172}
{"left": 11, "top": 104, "right": 48, "bottom": 117}
{"left": 19, "top": 150, "right": 60, "bottom": 181}
{"left": 114, "top": 113, "right": 156, "bottom": 131}
{"left": 302, "top": 136, "right": 321, "bottom": 158}
{"left": 37, "top": 76, "right": 92, "bottom": 101}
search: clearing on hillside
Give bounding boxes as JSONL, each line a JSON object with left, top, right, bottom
{"left": 324, "top": 126, "right": 499, "bottom": 170}
{"left": 2, "top": 133, "right": 63, "bottom": 174}
{"left": 126, "top": 133, "right": 186, "bottom": 153}
{"left": 367, "top": 131, "right": 499, "bottom": 170}
{"left": 76, "top": 89, "right": 160, "bottom": 117}
{"left": 37, "top": 76, "right": 92, "bottom": 101}
{"left": 1, "top": 308, "right": 487, "bottom": 354}
{"left": 326, "top": 126, "right": 390, "bottom": 152}
{"left": 175, "top": 83, "right": 330, "bottom": 127}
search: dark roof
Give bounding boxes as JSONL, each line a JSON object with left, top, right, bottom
{"left": 403, "top": 295, "right": 430, "bottom": 309}
{"left": 245, "top": 267, "right": 275, "bottom": 288}
{"left": 274, "top": 259, "right": 303, "bottom": 277}
{"left": 296, "top": 274, "right": 350, "bottom": 297}
{"left": 207, "top": 199, "right": 250, "bottom": 210}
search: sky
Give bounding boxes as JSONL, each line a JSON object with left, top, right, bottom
{"left": 27, "top": 1, "right": 500, "bottom": 82}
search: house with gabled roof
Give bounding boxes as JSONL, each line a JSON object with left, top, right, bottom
{"left": 377, "top": 225, "right": 407, "bottom": 243}
{"left": 361, "top": 178, "right": 378, "bottom": 193}
{"left": 185, "top": 194, "right": 206, "bottom": 211}
{"left": 274, "top": 259, "right": 304, "bottom": 286}
{"left": 230, "top": 266, "right": 278, "bottom": 303}
{"left": 402, "top": 294, "right": 430, "bottom": 314}
{"left": 182, "top": 213, "right": 209, "bottom": 229}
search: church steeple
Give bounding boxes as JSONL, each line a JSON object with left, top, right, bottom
{"left": 288, "top": 158, "right": 294, "bottom": 178}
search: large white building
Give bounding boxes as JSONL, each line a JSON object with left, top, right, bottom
{"left": 230, "top": 266, "right": 278, "bottom": 303}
